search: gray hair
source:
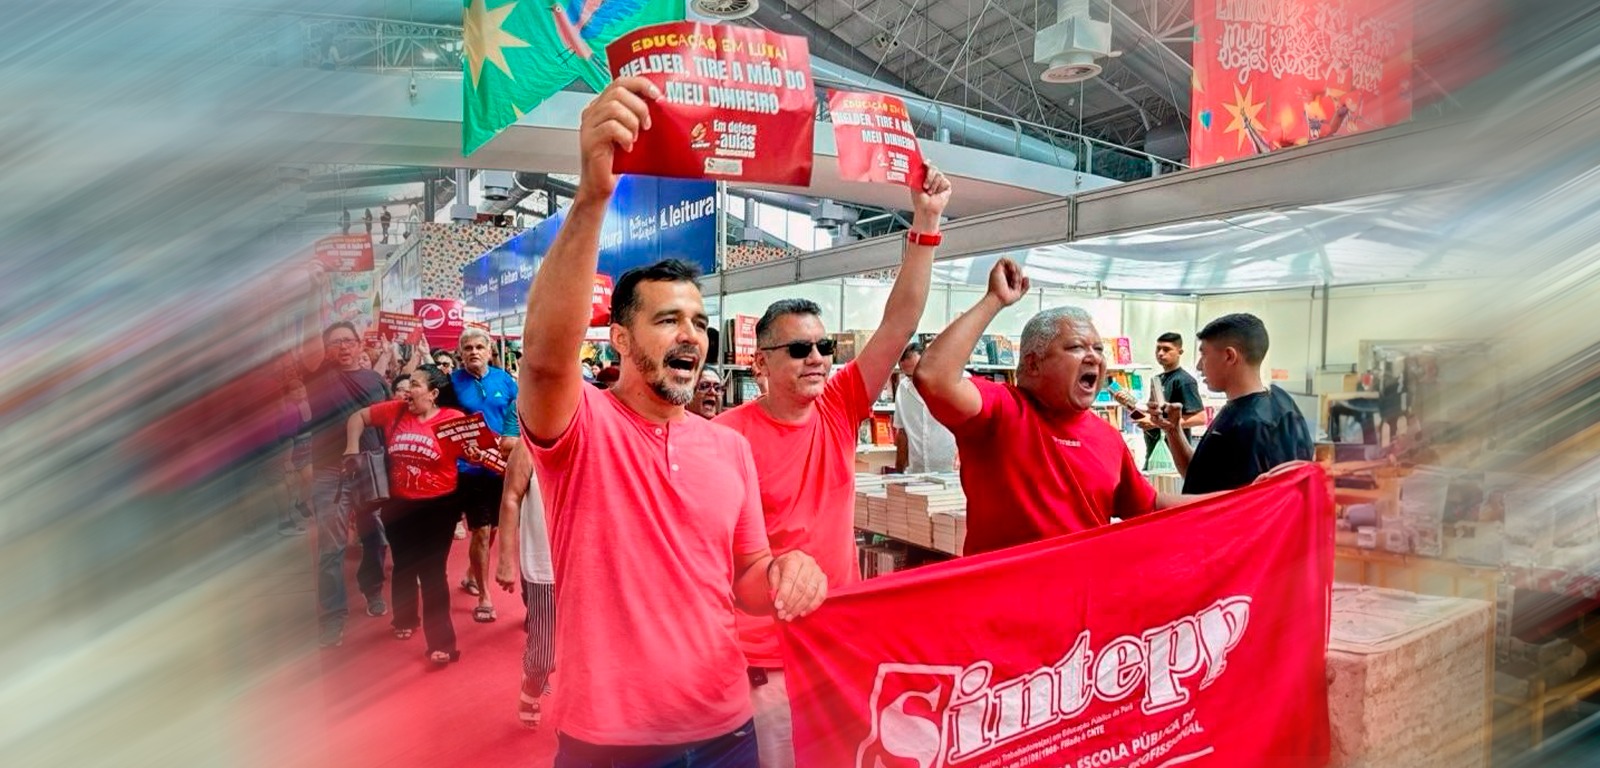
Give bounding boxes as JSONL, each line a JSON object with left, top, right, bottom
{"left": 458, "top": 327, "right": 493, "bottom": 350}
{"left": 1020, "top": 306, "right": 1096, "bottom": 360}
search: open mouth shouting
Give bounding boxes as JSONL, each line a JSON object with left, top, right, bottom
{"left": 663, "top": 346, "right": 701, "bottom": 380}
{"left": 1076, "top": 369, "right": 1101, "bottom": 398}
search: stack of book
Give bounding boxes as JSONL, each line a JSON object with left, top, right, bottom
{"left": 930, "top": 512, "right": 967, "bottom": 555}
{"left": 859, "top": 542, "right": 908, "bottom": 578}
{"left": 887, "top": 482, "right": 965, "bottom": 549}
{"left": 855, "top": 474, "right": 891, "bottom": 529}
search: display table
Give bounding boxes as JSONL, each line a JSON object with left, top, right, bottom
{"left": 1327, "top": 585, "right": 1493, "bottom": 768}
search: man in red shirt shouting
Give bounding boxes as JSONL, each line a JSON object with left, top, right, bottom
{"left": 515, "top": 77, "right": 827, "bottom": 767}
{"left": 714, "top": 166, "right": 950, "bottom": 768}
{"left": 914, "top": 259, "right": 1212, "bottom": 556}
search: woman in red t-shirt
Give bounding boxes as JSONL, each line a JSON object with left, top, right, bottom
{"left": 344, "top": 365, "right": 473, "bottom": 665}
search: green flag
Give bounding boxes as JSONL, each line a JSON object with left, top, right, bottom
{"left": 462, "top": 0, "right": 684, "bottom": 155}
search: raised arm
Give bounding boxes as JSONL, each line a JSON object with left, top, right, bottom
{"left": 913, "top": 258, "right": 1030, "bottom": 428}
{"left": 852, "top": 168, "right": 951, "bottom": 393}
{"left": 299, "top": 265, "right": 331, "bottom": 375}
{"left": 517, "top": 78, "right": 660, "bottom": 443}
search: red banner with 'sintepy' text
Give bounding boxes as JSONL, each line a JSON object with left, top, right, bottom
{"left": 606, "top": 21, "right": 814, "bottom": 185}
{"left": 784, "top": 465, "right": 1334, "bottom": 768}
{"left": 828, "top": 90, "right": 926, "bottom": 188}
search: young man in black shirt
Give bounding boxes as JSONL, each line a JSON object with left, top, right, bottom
{"left": 1155, "top": 314, "right": 1312, "bottom": 494}
{"left": 1138, "top": 332, "right": 1207, "bottom": 469}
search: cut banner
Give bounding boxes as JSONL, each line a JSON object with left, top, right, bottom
{"left": 606, "top": 21, "right": 814, "bottom": 185}
{"left": 784, "top": 465, "right": 1334, "bottom": 768}
{"left": 1189, "top": 0, "right": 1413, "bottom": 167}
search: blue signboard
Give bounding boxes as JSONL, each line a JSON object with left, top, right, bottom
{"left": 463, "top": 254, "right": 497, "bottom": 316}
{"left": 468, "top": 175, "right": 717, "bottom": 317}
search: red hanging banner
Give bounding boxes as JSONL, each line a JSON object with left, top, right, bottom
{"left": 784, "top": 465, "right": 1335, "bottom": 768}
{"left": 827, "top": 90, "right": 926, "bottom": 188}
{"left": 1189, "top": 0, "right": 1413, "bottom": 168}
{"left": 606, "top": 21, "right": 814, "bottom": 185}
{"left": 412, "top": 298, "right": 465, "bottom": 350}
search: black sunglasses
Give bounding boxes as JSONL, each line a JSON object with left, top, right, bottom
{"left": 759, "top": 338, "right": 837, "bottom": 359}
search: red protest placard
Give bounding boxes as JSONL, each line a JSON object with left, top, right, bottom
{"left": 729, "top": 314, "right": 758, "bottom": 365}
{"left": 378, "top": 311, "right": 424, "bottom": 345}
{"left": 433, "top": 413, "right": 506, "bottom": 474}
{"left": 314, "top": 234, "right": 375, "bottom": 272}
{"left": 590, "top": 274, "right": 615, "bottom": 327}
{"left": 607, "top": 21, "right": 814, "bottom": 185}
{"left": 827, "top": 90, "right": 926, "bottom": 188}
{"left": 785, "top": 466, "right": 1334, "bottom": 768}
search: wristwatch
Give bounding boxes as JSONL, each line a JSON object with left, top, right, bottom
{"left": 906, "top": 230, "right": 943, "bottom": 247}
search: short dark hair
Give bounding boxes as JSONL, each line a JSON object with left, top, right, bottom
{"left": 432, "top": 350, "right": 455, "bottom": 362}
{"left": 322, "top": 321, "right": 359, "bottom": 344}
{"left": 756, "top": 298, "right": 823, "bottom": 346}
{"left": 391, "top": 373, "right": 411, "bottom": 391}
{"left": 1157, "top": 332, "right": 1184, "bottom": 347}
{"left": 1197, "top": 314, "right": 1269, "bottom": 365}
{"left": 900, "top": 341, "right": 924, "bottom": 361}
{"left": 411, "top": 364, "right": 460, "bottom": 409}
{"left": 611, "top": 259, "right": 703, "bottom": 326}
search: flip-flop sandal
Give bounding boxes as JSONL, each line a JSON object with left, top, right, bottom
{"left": 473, "top": 606, "right": 497, "bottom": 623}
{"left": 518, "top": 692, "right": 542, "bottom": 729}
{"left": 392, "top": 628, "right": 414, "bottom": 640}
{"left": 460, "top": 578, "right": 481, "bottom": 596}
{"left": 428, "top": 649, "right": 461, "bottom": 666}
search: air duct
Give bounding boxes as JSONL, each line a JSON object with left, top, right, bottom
{"left": 688, "top": 0, "right": 758, "bottom": 21}
{"left": 747, "top": 4, "right": 1078, "bottom": 169}
{"left": 480, "top": 170, "right": 514, "bottom": 201}
{"left": 1035, "top": 0, "right": 1112, "bottom": 83}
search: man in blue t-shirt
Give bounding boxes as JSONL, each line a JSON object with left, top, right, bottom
{"left": 450, "top": 328, "right": 520, "bottom": 622}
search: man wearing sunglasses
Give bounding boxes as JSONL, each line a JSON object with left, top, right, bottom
{"left": 715, "top": 165, "right": 952, "bottom": 768}
{"left": 694, "top": 368, "right": 725, "bottom": 419}
{"left": 514, "top": 78, "right": 828, "bottom": 767}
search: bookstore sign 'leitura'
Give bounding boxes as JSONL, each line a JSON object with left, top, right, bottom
{"left": 784, "top": 466, "right": 1335, "bottom": 768}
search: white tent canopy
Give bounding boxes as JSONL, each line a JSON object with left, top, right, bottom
{"left": 930, "top": 187, "right": 1498, "bottom": 295}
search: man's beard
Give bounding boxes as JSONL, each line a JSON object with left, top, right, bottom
{"left": 630, "top": 344, "right": 696, "bottom": 407}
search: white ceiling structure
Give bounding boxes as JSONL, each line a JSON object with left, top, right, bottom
{"left": 931, "top": 188, "right": 1492, "bottom": 294}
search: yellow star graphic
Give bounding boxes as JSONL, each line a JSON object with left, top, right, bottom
{"left": 464, "top": 0, "right": 531, "bottom": 90}
{"left": 1221, "top": 84, "right": 1266, "bottom": 152}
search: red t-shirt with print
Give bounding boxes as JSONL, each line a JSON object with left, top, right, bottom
{"left": 952, "top": 377, "right": 1155, "bottom": 555}
{"left": 369, "top": 400, "right": 465, "bottom": 500}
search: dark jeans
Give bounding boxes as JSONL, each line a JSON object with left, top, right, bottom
{"left": 312, "top": 467, "right": 388, "bottom": 629}
{"left": 554, "top": 720, "right": 758, "bottom": 768}
{"left": 384, "top": 494, "right": 459, "bottom": 655}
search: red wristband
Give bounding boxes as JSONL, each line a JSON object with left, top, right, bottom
{"left": 906, "top": 230, "right": 943, "bottom": 247}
